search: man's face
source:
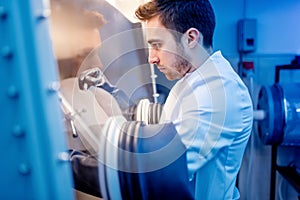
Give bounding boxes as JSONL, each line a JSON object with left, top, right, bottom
{"left": 146, "top": 16, "right": 192, "bottom": 80}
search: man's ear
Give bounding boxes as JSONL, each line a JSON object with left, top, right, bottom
{"left": 186, "top": 28, "right": 201, "bottom": 48}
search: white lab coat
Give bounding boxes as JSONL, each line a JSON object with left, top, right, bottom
{"left": 160, "top": 51, "right": 253, "bottom": 200}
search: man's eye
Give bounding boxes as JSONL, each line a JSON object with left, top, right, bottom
{"left": 151, "top": 43, "right": 162, "bottom": 49}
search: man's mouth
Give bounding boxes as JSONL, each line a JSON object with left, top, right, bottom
{"left": 157, "top": 66, "right": 166, "bottom": 72}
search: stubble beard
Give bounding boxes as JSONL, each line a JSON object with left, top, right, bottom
{"left": 173, "top": 46, "right": 192, "bottom": 78}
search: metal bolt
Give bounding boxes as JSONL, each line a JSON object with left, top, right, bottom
{"left": 266, "top": 132, "right": 269, "bottom": 136}
{"left": 7, "top": 85, "right": 19, "bottom": 99}
{"left": 1, "top": 46, "right": 13, "bottom": 59}
{"left": 12, "top": 125, "right": 25, "bottom": 137}
{"left": 0, "top": 7, "right": 7, "bottom": 20}
{"left": 36, "top": 9, "right": 51, "bottom": 21}
{"left": 18, "top": 163, "right": 31, "bottom": 175}
{"left": 57, "top": 151, "right": 70, "bottom": 162}
{"left": 47, "top": 81, "right": 60, "bottom": 93}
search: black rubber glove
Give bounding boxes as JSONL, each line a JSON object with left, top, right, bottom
{"left": 69, "top": 149, "right": 102, "bottom": 198}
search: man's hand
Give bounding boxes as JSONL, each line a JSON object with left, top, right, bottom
{"left": 78, "top": 67, "right": 105, "bottom": 90}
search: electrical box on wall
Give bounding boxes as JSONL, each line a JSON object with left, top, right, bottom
{"left": 238, "top": 19, "right": 257, "bottom": 53}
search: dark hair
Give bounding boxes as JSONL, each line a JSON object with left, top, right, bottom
{"left": 135, "top": 0, "right": 216, "bottom": 48}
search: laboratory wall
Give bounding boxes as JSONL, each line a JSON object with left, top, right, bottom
{"left": 212, "top": 0, "right": 300, "bottom": 55}
{"left": 209, "top": 0, "right": 300, "bottom": 199}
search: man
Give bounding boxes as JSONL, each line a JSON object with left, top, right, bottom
{"left": 135, "top": 0, "right": 253, "bottom": 199}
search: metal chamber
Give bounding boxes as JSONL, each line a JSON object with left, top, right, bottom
{"left": 257, "top": 83, "right": 300, "bottom": 146}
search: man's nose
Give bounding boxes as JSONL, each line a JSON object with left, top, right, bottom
{"left": 148, "top": 50, "right": 159, "bottom": 64}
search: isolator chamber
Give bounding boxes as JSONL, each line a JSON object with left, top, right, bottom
{"left": 257, "top": 83, "right": 300, "bottom": 146}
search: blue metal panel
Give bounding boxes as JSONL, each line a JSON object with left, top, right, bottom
{"left": 0, "top": 0, "right": 74, "bottom": 199}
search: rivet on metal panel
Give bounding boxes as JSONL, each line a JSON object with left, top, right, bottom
{"left": 0, "top": 7, "right": 7, "bottom": 20}
{"left": 7, "top": 85, "right": 19, "bottom": 99}
{"left": 36, "top": 9, "right": 51, "bottom": 21}
{"left": 18, "top": 163, "right": 31, "bottom": 175}
{"left": 47, "top": 81, "right": 60, "bottom": 93}
{"left": 57, "top": 151, "right": 70, "bottom": 162}
{"left": 1, "top": 46, "right": 13, "bottom": 59}
{"left": 12, "top": 125, "right": 25, "bottom": 137}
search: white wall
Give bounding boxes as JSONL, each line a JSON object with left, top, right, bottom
{"left": 246, "top": 0, "right": 300, "bottom": 54}
{"left": 210, "top": 0, "right": 244, "bottom": 55}
{"left": 211, "top": 0, "right": 300, "bottom": 55}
